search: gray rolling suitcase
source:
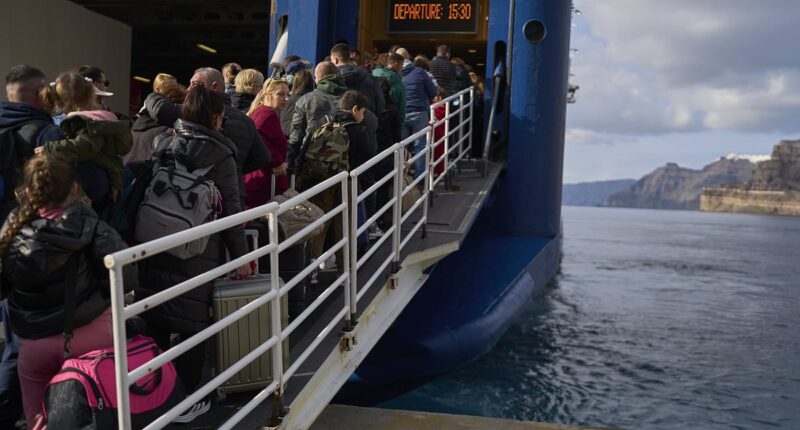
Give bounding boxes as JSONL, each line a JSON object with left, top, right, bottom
{"left": 212, "top": 274, "right": 289, "bottom": 395}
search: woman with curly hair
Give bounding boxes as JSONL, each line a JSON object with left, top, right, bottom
{"left": 0, "top": 155, "right": 135, "bottom": 430}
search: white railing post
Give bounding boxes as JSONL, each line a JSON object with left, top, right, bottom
{"left": 457, "top": 92, "right": 465, "bottom": 174}
{"left": 267, "top": 212, "right": 285, "bottom": 405}
{"left": 422, "top": 131, "right": 431, "bottom": 238}
{"left": 444, "top": 101, "right": 451, "bottom": 190}
{"left": 392, "top": 145, "right": 403, "bottom": 273}
{"left": 340, "top": 176, "right": 353, "bottom": 326}
{"left": 467, "top": 85, "right": 475, "bottom": 158}
{"left": 348, "top": 174, "right": 359, "bottom": 319}
{"left": 428, "top": 106, "right": 435, "bottom": 194}
{"left": 108, "top": 263, "right": 131, "bottom": 429}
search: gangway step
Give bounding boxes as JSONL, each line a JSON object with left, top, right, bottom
{"left": 310, "top": 405, "right": 613, "bottom": 430}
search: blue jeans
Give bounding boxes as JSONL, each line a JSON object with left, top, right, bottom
{"left": 403, "top": 111, "right": 430, "bottom": 178}
{"left": 0, "top": 299, "right": 21, "bottom": 425}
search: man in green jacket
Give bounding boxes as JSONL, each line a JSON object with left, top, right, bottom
{"left": 372, "top": 53, "right": 406, "bottom": 120}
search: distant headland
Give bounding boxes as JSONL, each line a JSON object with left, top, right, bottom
{"left": 563, "top": 139, "right": 800, "bottom": 216}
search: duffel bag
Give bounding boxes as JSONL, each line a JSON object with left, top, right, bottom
{"left": 43, "top": 335, "right": 185, "bottom": 429}
{"left": 269, "top": 188, "right": 325, "bottom": 242}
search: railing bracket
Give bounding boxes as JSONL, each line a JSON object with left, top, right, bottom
{"left": 266, "top": 390, "right": 287, "bottom": 428}
{"left": 339, "top": 333, "right": 356, "bottom": 352}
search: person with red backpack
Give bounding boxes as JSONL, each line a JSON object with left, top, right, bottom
{"left": 0, "top": 155, "right": 136, "bottom": 430}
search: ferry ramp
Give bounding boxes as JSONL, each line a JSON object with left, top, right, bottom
{"left": 102, "top": 88, "right": 508, "bottom": 429}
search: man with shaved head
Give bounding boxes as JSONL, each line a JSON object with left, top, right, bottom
{"left": 287, "top": 61, "right": 347, "bottom": 173}
{"left": 1, "top": 65, "right": 59, "bottom": 220}
{"left": 145, "top": 66, "right": 270, "bottom": 203}
{"left": 0, "top": 64, "right": 61, "bottom": 427}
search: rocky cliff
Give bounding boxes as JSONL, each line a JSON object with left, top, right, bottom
{"left": 747, "top": 139, "right": 800, "bottom": 191}
{"left": 606, "top": 158, "right": 757, "bottom": 210}
{"left": 562, "top": 179, "right": 637, "bottom": 207}
{"left": 701, "top": 139, "right": 800, "bottom": 215}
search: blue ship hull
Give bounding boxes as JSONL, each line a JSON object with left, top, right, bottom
{"left": 335, "top": 195, "right": 562, "bottom": 404}
{"left": 270, "top": 0, "right": 572, "bottom": 405}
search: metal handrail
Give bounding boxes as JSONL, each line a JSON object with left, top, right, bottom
{"left": 106, "top": 175, "right": 351, "bottom": 430}
{"left": 429, "top": 87, "right": 475, "bottom": 191}
{"left": 106, "top": 86, "right": 477, "bottom": 430}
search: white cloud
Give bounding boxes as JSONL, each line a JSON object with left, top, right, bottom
{"left": 567, "top": 0, "right": 800, "bottom": 137}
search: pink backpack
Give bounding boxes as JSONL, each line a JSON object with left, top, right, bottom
{"left": 43, "top": 335, "right": 184, "bottom": 429}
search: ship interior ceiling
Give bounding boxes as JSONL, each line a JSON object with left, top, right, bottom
{"left": 69, "top": 0, "right": 271, "bottom": 84}
{"left": 69, "top": 0, "right": 489, "bottom": 90}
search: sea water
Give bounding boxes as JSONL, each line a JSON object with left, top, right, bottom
{"left": 383, "top": 206, "right": 800, "bottom": 429}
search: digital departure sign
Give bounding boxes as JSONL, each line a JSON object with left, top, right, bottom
{"left": 388, "top": 0, "right": 478, "bottom": 34}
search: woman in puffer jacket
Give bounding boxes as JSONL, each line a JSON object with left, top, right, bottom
{"left": 135, "top": 85, "right": 253, "bottom": 423}
{"left": 0, "top": 154, "right": 136, "bottom": 430}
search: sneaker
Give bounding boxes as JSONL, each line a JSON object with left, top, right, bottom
{"left": 173, "top": 399, "right": 211, "bottom": 424}
{"left": 319, "top": 255, "right": 337, "bottom": 271}
{"left": 368, "top": 224, "right": 384, "bottom": 241}
{"left": 310, "top": 270, "right": 319, "bottom": 285}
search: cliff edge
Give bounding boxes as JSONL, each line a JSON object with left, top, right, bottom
{"left": 701, "top": 139, "right": 800, "bottom": 216}
{"left": 606, "top": 158, "right": 756, "bottom": 210}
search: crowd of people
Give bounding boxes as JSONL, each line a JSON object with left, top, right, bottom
{"left": 0, "top": 42, "right": 483, "bottom": 428}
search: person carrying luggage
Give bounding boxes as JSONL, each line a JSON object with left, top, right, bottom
{"left": 299, "top": 90, "right": 374, "bottom": 268}
{"left": 244, "top": 78, "right": 291, "bottom": 208}
{"left": 134, "top": 85, "right": 253, "bottom": 424}
{"left": 0, "top": 154, "right": 136, "bottom": 430}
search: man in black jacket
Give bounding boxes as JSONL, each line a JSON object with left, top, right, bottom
{"left": 330, "top": 44, "right": 384, "bottom": 237}
{"left": 330, "top": 43, "right": 385, "bottom": 116}
{"left": 430, "top": 45, "right": 458, "bottom": 96}
{"left": 0, "top": 64, "right": 58, "bottom": 428}
{"left": 144, "top": 67, "right": 270, "bottom": 203}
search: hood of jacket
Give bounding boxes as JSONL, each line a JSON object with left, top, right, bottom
{"left": 58, "top": 114, "right": 132, "bottom": 157}
{"left": 171, "top": 119, "right": 237, "bottom": 170}
{"left": 400, "top": 64, "right": 423, "bottom": 78}
{"left": 372, "top": 67, "right": 401, "bottom": 86}
{"left": 132, "top": 112, "right": 160, "bottom": 132}
{"left": 231, "top": 92, "right": 256, "bottom": 112}
{"left": 338, "top": 64, "right": 371, "bottom": 87}
{"left": 5, "top": 203, "right": 99, "bottom": 286}
{"left": 59, "top": 113, "right": 130, "bottom": 138}
{"left": 316, "top": 74, "right": 347, "bottom": 96}
{"left": 0, "top": 102, "right": 53, "bottom": 128}
{"left": 332, "top": 110, "right": 358, "bottom": 124}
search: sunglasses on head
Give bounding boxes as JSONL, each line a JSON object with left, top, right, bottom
{"left": 83, "top": 76, "right": 110, "bottom": 87}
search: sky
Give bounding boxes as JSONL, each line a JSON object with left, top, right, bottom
{"left": 564, "top": 0, "right": 800, "bottom": 183}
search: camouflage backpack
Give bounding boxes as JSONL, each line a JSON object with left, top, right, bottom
{"left": 302, "top": 117, "right": 354, "bottom": 183}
